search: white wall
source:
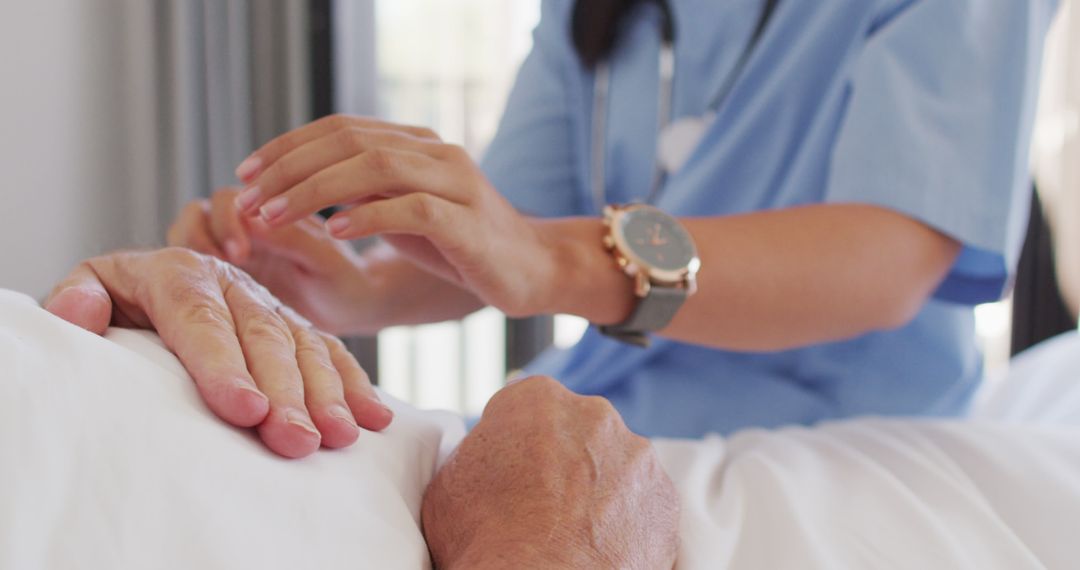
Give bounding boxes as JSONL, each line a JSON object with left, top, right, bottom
{"left": 0, "top": 1, "right": 133, "bottom": 298}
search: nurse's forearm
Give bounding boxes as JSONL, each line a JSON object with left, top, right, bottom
{"left": 544, "top": 204, "right": 961, "bottom": 352}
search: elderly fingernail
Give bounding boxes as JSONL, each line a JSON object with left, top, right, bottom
{"left": 329, "top": 405, "right": 358, "bottom": 427}
{"left": 326, "top": 216, "right": 350, "bottom": 235}
{"left": 235, "top": 186, "right": 261, "bottom": 212}
{"left": 235, "top": 381, "right": 266, "bottom": 397}
{"left": 260, "top": 196, "right": 288, "bottom": 222}
{"left": 285, "top": 409, "right": 320, "bottom": 436}
{"left": 372, "top": 398, "right": 394, "bottom": 419}
{"left": 236, "top": 155, "right": 262, "bottom": 181}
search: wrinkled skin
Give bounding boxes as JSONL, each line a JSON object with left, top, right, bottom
{"left": 422, "top": 376, "right": 680, "bottom": 569}
{"left": 44, "top": 247, "right": 392, "bottom": 459}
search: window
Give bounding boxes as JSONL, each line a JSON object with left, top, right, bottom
{"left": 372, "top": 0, "right": 543, "bottom": 414}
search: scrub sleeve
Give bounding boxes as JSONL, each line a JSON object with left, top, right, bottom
{"left": 825, "top": 0, "right": 1058, "bottom": 304}
{"left": 479, "top": 0, "right": 585, "bottom": 218}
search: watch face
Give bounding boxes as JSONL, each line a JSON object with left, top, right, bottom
{"left": 618, "top": 207, "right": 697, "bottom": 272}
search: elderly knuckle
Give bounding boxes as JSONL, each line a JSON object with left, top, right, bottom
{"left": 353, "top": 364, "right": 373, "bottom": 387}
{"left": 527, "top": 375, "right": 562, "bottom": 393}
{"left": 175, "top": 290, "right": 230, "bottom": 329}
{"left": 295, "top": 339, "right": 334, "bottom": 372}
{"left": 581, "top": 394, "right": 618, "bottom": 418}
{"left": 485, "top": 376, "right": 563, "bottom": 419}
{"left": 159, "top": 246, "right": 210, "bottom": 272}
{"left": 181, "top": 303, "right": 229, "bottom": 329}
{"left": 318, "top": 331, "right": 347, "bottom": 352}
{"left": 627, "top": 433, "right": 653, "bottom": 456}
{"left": 240, "top": 311, "right": 294, "bottom": 346}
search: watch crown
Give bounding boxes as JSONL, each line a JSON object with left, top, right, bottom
{"left": 602, "top": 235, "right": 615, "bottom": 249}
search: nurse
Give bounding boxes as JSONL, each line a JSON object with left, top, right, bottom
{"left": 169, "top": 0, "right": 1057, "bottom": 438}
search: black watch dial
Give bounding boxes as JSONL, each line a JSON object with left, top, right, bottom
{"left": 619, "top": 207, "right": 696, "bottom": 271}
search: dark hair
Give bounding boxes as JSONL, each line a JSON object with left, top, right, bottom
{"left": 572, "top": 0, "right": 650, "bottom": 69}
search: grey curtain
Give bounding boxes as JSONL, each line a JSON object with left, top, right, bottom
{"left": 122, "top": 0, "right": 313, "bottom": 247}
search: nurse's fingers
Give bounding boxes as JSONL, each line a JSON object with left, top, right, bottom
{"left": 236, "top": 114, "right": 441, "bottom": 184}
{"left": 278, "top": 308, "right": 360, "bottom": 449}
{"left": 208, "top": 187, "right": 253, "bottom": 264}
{"left": 320, "top": 331, "right": 394, "bottom": 432}
{"left": 324, "top": 193, "right": 470, "bottom": 246}
{"left": 246, "top": 215, "right": 358, "bottom": 277}
{"left": 235, "top": 128, "right": 448, "bottom": 218}
{"left": 167, "top": 200, "right": 227, "bottom": 260}
{"left": 255, "top": 149, "right": 455, "bottom": 228}
{"left": 222, "top": 277, "right": 322, "bottom": 458}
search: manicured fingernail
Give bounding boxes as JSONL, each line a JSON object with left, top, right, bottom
{"left": 260, "top": 196, "right": 288, "bottom": 222}
{"left": 224, "top": 239, "right": 243, "bottom": 263}
{"left": 329, "top": 405, "right": 357, "bottom": 426}
{"left": 326, "top": 216, "right": 350, "bottom": 235}
{"left": 235, "top": 186, "right": 261, "bottom": 212}
{"left": 236, "top": 155, "right": 262, "bottom": 181}
{"left": 285, "top": 409, "right": 320, "bottom": 436}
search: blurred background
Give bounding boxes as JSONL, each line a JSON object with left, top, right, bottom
{"left": 1, "top": 0, "right": 1076, "bottom": 414}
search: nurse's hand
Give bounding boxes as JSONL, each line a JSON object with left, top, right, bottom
{"left": 43, "top": 248, "right": 393, "bottom": 458}
{"left": 167, "top": 187, "right": 377, "bottom": 335}
{"left": 231, "top": 115, "right": 559, "bottom": 317}
{"left": 421, "top": 376, "right": 680, "bottom": 569}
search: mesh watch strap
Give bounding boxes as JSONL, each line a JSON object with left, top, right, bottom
{"left": 599, "top": 285, "right": 688, "bottom": 348}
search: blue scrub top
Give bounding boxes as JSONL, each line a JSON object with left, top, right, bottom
{"left": 480, "top": 0, "right": 1058, "bottom": 438}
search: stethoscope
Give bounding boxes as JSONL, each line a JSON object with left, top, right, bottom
{"left": 590, "top": 0, "right": 779, "bottom": 211}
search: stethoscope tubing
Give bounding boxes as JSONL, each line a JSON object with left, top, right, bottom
{"left": 590, "top": 0, "right": 779, "bottom": 212}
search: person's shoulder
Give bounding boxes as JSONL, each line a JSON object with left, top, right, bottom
{"left": 538, "top": 0, "right": 574, "bottom": 31}
{"left": 533, "top": 0, "right": 577, "bottom": 60}
{"left": 862, "top": 0, "right": 1059, "bottom": 26}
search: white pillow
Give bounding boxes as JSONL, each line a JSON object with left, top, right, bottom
{"left": 660, "top": 331, "right": 1080, "bottom": 569}
{"left": 0, "top": 289, "right": 463, "bottom": 570}
{"left": 974, "top": 330, "right": 1080, "bottom": 424}
{"left": 657, "top": 418, "right": 1080, "bottom": 569}
{"left": 3, "top": 287, "right": 1079, "bottom": 570}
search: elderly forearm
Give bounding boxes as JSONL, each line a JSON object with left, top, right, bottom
{"left": 342, "top": 242, "right": 485, "bottom": 335}
{"left": 542, "top": 204, "right": 961, "bottom": 352}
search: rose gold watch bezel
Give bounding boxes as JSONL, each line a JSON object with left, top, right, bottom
{"left": 603, "top": 204, "right": 701, "bottom": 297}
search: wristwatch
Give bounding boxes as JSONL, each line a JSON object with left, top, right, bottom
{"left": 598, "top": 204, "right": 700, "bottom": 347}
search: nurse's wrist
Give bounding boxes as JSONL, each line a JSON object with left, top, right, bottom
{"left": 531, "top": 217, "right": 635, "bottom": 324}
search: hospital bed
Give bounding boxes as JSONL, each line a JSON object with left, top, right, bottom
{"left": 1, "top": 288, "right": 1078, "bottom": 569}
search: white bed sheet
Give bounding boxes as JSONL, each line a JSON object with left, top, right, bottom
{"left": 0, "top": 290, "right": 462, "bottom": 570}
{"left": 1, "top": 288, "right": 1078, "bottom": 569}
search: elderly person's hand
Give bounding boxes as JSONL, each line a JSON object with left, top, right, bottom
{"left": 43, "top": 248, "right": 392, "bottom": 458}
{"left": 167, "top": 189, "right": 385, "bottom": 336}
{"left": 421, "top": 377, "right": 680, "bottom": 569}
